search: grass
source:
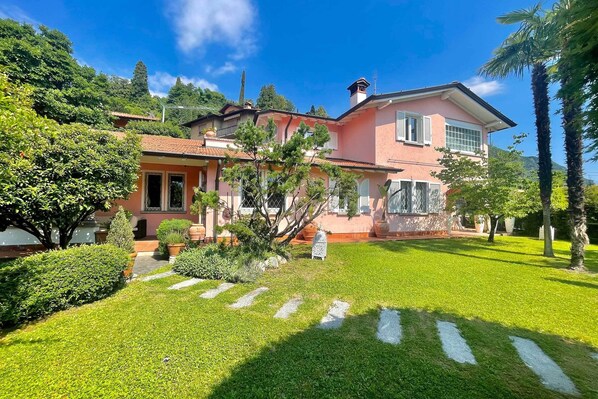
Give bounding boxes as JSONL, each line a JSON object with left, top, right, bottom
{"left": 1, "top": 236, "right": 597, "bottom": 398}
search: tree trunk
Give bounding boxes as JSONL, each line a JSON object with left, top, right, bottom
{"left": 561, "top": 69, "right": 589, "bottom": 272}
{"left": 487, "top": 215, "right": 500, "bottom": 243}
{"left": 531, "top": 63, "right": 554, "bottom": 257}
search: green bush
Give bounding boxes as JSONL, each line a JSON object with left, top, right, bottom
{"left": 106, "top": 206, "right": 135, "bottom": 253}
{"left": 124, "top": 120, "right": 185, "bottom": 138}
{"left": 173, "top": 245, "right": 261, "bottom": 282}
{"left": 164, "top": 232, "right": 185, "bottom": 245}
{"left": 156, "top": 219, "right": 192, "bottom": 256}
{"left": 0, "top": 244, "right": 128, "bottom": 327}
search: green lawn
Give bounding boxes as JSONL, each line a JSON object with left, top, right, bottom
{"left": 1, "top": 236, "right": 597, "bottom": 398}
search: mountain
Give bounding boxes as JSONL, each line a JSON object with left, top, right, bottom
{"left": 488, "top": 145, "right": 567, "bottom": 176}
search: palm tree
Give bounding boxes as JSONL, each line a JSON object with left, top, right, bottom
{"left": 480, "top": 4, "right": 556, "bottom": 257}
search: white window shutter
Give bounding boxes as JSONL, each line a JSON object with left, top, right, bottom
{"left": 429, "top": 183, "right": 441, "bottom": 213}
{"left": 424, "top": 116, "right": 432, "bottom": 145}
{"left": 387, "top": 181, "right": 401, "bottom": 214}
{"left": 359, "top": 178, "right": 370, "bottom": 213}
{"left": 396, "top": 111, "right": 406, "bottom": 141}
{"left": 329, "top": 179, "right": 339, "bottom": 212}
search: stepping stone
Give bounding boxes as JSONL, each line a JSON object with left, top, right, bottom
{"left": 230, "top": 287, "right": 269, "bottom": 309}
{"left": 377, "top": 308, "right": 402, "bottom": 345}
{"left": 274, "top": 297, "right": 303, "bottom": 319}
{"left": 200, "top": 283, "right": 236, "bottom": 299}
{"left": 167, "top": 278, "right": 203, "bottom": 290}
{"left": 510, "top": 336, "right": 579, "bottom": 396}
{"left": 436, "top": 320, "right": 476, "bottom": 365}
{"left": 318, "top": 300, "right": 350, "bottom": 330}
{"left": 591, "top": 352, "right": 598, "bottom": 362}
{"left": 140, "top": 271, "right": 176, "bottom": 282}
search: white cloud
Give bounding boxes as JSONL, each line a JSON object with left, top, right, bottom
{"left": 205, "top": 61, "right": 237, "bottom": 76}
{"left": 0, "top": 4, "right": 39, "bottom": 25}
{"left": 166, "top": 0, "right": 257, "bottom": 59}
{"left": 148, "top": 71, "right": 218, "bottom": 97}
{"left": 463, "top": 76, "right": 504, "bottom": 97}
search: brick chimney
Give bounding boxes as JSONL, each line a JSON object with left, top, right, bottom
{"left": 347, "top": 77, "right": 370, "bottom": 107}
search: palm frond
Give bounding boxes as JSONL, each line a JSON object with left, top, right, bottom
{"left": 497, "top": 3, "right": 542, "bottom": 25}
{"left": 480, "top": 35, "right": 535, "bottom": 78}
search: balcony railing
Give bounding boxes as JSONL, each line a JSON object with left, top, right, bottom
{"left": 217, "top": 125, "right": 238, "bottom": 138}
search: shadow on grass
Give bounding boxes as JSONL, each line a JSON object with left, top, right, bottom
{"left": 0, "top": 336, "right": 62, "bottom": 347}
{"left": 207, "top": 308, "right": 596, "bottom": 399}
{"left": 544, "top": 277, "right": 598, "bottom": 290}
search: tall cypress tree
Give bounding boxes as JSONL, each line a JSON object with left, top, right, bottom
{"left": 131, "top": 61, "right": 149, "bottom": 99}
{"left": 238, "top": 70, "right": 246, "bottom": 105}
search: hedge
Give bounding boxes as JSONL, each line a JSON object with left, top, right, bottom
{"left": 0, "top": 244, "right": 129, "bottom": 328}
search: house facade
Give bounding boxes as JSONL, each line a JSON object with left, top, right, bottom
{"left": 0, "top": 79, "right": 515, "bottom": 248}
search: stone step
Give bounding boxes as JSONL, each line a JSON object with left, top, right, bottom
{"left": 510, "top": 336, "right": 579, "bottom": 396}
{"left": 140, "top": 271, "right": 176, "bottom": 282}
{"left": 200, "top": 283, "right": 236, "bottom": 299}
{"left": 230, "top": 287, "right": 269, "bottom": 309}
{"left": 436, "top": 320, "right": 476, "bottom": 365}
{"left": 318, "top": 300, "right": 350, "bottom": 330}
{"left": 274, "top": 297, "right": 303, "bottom": 319}
{"left": 377, "top": 308, "right": 402, "bottom": 345}
{"left": 167, "top": 278, "right": 204, "bottom": 290}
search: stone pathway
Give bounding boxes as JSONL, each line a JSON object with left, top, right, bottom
{"left": 510, "top": 336, "right": 579, "bottom": 396}
{"left": 436, "top": 321, "right": 477, "bottom": 365}
{"left": 274, "top": 298, "right": 303, "bottom": 319}
{"left": 230, "top": 287, "right": 269, "bottom": 309}
{"left": 167, "top": 278, "right": 204, "bottom": 290}
{"left": 318, "top": 300, "right": 350, "bottom": 330}
{"left": 377, "top": 308, "right": 402, "bottom": 345}
{"left": 200, "top": 283, "right": 236, "bottom": 299}
{"left": 133, "top": 254, "right": 169, "bottom": 275}
{"left": 140, "top": 271, "right": 176, "bottom": 282}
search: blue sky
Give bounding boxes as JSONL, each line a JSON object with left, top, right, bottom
{"left": 2, "top": 0, "right": 596, "bottom": 179}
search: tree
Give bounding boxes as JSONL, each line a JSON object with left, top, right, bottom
{"left": 480, "top": 5, "right": 557, "bottom": 256}
{"left": 197, "top": 120, "right": 358, "bottom": 254}
{"left": 131, "top": 61, "right": 149, "bottom": 100}
{"left": 256, "top": 84, "right": 295, "bottom": 111}
{"left": 238, "top": 70, "right": 245, "bottom": 105}
{"left": 0, "top": 75, "right": 142, "bottom": 249}
{"left": 431, "top": 138, "right": 534, "bottom": 243}
{"left": 306, "top": 105, "right": 329, "bottom": 117}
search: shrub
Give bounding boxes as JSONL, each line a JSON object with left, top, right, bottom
{"left": 173, "top": 245, "right": 261, "bottom": 283}
{"left": 164, "top": 232, "right": 185, "bottom": 245}
{"left": 124, "top": 120, "right": 185, "bottom": 138}
{"left": 0, "top": 244, "right": 128, "bottom": 327}
{"left": 106, "top": 206, "right": 135, "bottom": 253}
{"left": 156, "top": 219, "right": 192, "bottom": 256}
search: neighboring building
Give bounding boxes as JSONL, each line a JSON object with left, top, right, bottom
{"left": 111, "top": 111, "right": 159, "bottom": 128}
{"left": 0, "top": 79, "right": 515, "bottom": 247}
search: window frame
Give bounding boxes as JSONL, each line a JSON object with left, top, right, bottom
{"left": 141, "top": 171, "right": 187, "bottom": 213}
{"left": 387, "top": 179, "right": 441, "bottom": 215}
{"left": 404, "top": 113, "right": 422, "bottom": 144}
{"left": 239, "top": 171, "right": 285, "bottom": 215}
{"left": 445, "top": 118, "right": 483, "bottom": 155}
{"left": 167, "top": 173, "right": 186, "bottom": 212}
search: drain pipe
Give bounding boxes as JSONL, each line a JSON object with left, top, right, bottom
{"left": 284, "top": 115, "right": 293, "bottom": 142}
{"left": 213, "top": 159, "right": 222, "bottom": 243}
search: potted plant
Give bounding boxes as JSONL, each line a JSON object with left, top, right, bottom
{"left": 189, "top": 189, "right": 221, "bottom": 242}
{"left": 106, "top": 206, "right": 136, "bottom": 279}
{"left": 474, "top": 215, "right": 485, "bottom": 234}
{"left": 165, "top": 232, "right": 186, "bottom": 257}
{"left": 202, "top": 126, "right": 217, "bottom": 138}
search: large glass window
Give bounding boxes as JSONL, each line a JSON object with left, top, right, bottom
{"left": 413, "top": 182, "right": 428, "bottom": 213}
{"left": 145, "top": 173, "right": 162, "bottom": 211}
{"left": 446, "top": 123, "right": 482, "bottom": 153}
{"left": 388, "top": 180, "right": 436, "bottom": 214}
{"left": 168, "top": 174, "right": 185, "bottom": 211}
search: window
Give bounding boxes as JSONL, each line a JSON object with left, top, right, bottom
{"left": 239, "top": 172, "right": 285, "bottom": 213}
{"left": 396, "top": 111, "right": 432, "bottom": 145}
{"left": 445, "top": 120, "right": 482, "bottom": 153}
{"left": 387, "top": 180, "right": 442, "bottom": 214}
{"left": 145, "top": 173, "right": 163, "bottom": 211}
{"left": 329, "top": 178, "right": 370, "bottom": 214}
{"left": 168, "top": 174, "right": 185, "bottom": 211}
{"left": 143, "top": 172, "right": 186, "bottom": 212}
{"left": 405, "top": 115, "right": 419, "bottom": 143}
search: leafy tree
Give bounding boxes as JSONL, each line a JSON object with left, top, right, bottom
{"left": 0, "top": 75, "right": 141, "bottom": 249}
{"left": 196, "top": 120, "right": 358, "bottom": 254}
{"left": 431, "top": 137, "right": 534, "bottom": 243}
{"left": 165, "top": 77, "right": 226, "bottom": 129}
{"left": 480, "top": 5, "right": 557, "bottom": 256}
{"left": 130, "top": 61, "right": 149, "bottom": 100}
{"left": 306, "top": 105, "right": 329, "bottom": 117}
{"left": 124, "top": 120, "right": 184, "bottom": 138}
{"left": 256, "top": 84, "right": 295, "bottom": 111}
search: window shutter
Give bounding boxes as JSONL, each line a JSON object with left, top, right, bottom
{"left": 387, "top": 181, "right": 401, "bottom": 214}
{"left": 329, "top": 179, "right": 339, "bottom": 212}
{"left": 359, "top": 178, "right": 370, "bottom": 213}
{"left": 423, "top": 116, "right": 432, "bottom": 145}
{"left": 396, "top": 111, "right": 406, "bottom": 141}
{"left": 326, "top": 131, "right": 338, "bottom": 150}
{"left": 429, "top": 183, "right": 441, "bottom": 213}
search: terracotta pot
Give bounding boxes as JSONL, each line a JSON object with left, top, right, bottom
{"left": 474, "top": 219, "right": 485, "bottom": 234}
{"left": 374, "top": 219, "right": 390, "bottom": 238}
{"left": 301, "top": 222, "right": 318, "bottom": 241}
{"left": 94, "top": 229, "right": 108, "bottom": 244}
{"left": 204, "top": 129, "right": 216, "bottom": 138}
{"left": 124, "top": 252, "right": 137, "bottom": 279}
{"left": 167, "top": 243, "right": 185, "bottom": 257}
{"left": 189, "top": 223, "right": 206, "bottom": 241}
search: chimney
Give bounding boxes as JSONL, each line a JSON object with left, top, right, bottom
{"left": 347, "top": 77, "right": 370, "bottom": 107}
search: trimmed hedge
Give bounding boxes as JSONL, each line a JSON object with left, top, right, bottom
{"left": 0, "top": 244, "right": 128, "bottom": 328}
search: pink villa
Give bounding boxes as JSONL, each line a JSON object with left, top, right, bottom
{"left": 0, "top": 78, "right": 515, "bottom": 249}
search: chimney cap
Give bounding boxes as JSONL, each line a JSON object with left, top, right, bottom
{"left": 347, "top": 77, "right": 371, "bottom": 92}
